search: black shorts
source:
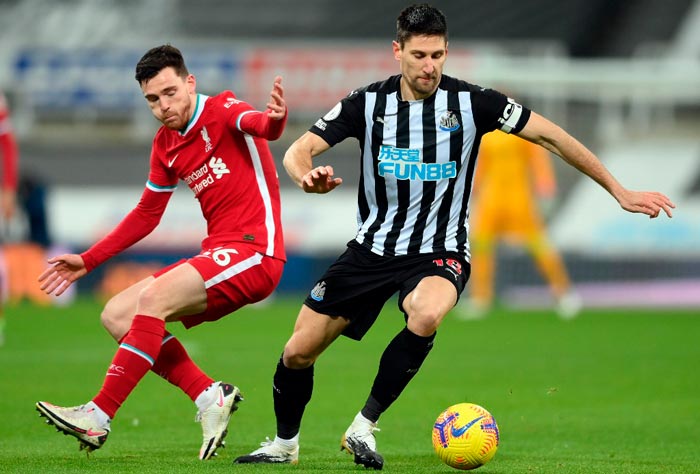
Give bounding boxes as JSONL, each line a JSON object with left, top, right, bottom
{"left": 304, "top": 240, "right": 470, "bottom": 340}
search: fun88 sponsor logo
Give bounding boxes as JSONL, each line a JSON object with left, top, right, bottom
{"left": 377, "top": 145, "right": 456, "bottom": 181}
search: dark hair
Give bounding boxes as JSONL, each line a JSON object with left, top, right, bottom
{"left": 396, "top": 3, "right": 448, "bottom": 47}
{"left": 135, "top": 44, "right": 189, "bottom": 84}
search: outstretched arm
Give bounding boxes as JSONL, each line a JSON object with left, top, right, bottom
{"left": 38, "top": 187, "right": 171, "bottom": 296}
{"left": 80, "top": 187, "right": 171, "bottom": 271}
{"left": 283, "top": 131, "right": 342, "bottom": 193}
{"left": 516, "top": 112, "right": 675, "bottom": 218}
{"left": 238, "top": 76, "right": 288, "bottom": 140}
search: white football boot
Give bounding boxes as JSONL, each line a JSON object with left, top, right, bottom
{"left": 341, "top": 413, "right": 384, "bottom": 470}
{"left": 36, "top": 401, "right": 110, "bottom": 452}
{"left": 234, "top": 436, "right": 299, "bottom": 464}
{"left": 196, "top": 382, "right": 243, "bottom": 460}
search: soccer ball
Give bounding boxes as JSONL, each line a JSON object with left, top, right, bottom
{"left": 432, "top": 403, "right": 500, "bottom": 470}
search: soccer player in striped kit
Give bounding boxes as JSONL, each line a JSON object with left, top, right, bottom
{"left": 235, "top": 4, "right": 675, "bottom": 469}
{"left": 35, "top": 45, "right": 288, "bottom": 460}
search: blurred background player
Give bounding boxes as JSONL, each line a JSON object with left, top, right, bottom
{"left": 457, "top": 130, "right": 581, "bottom": 319}
{"left": 0, "top": 90, "right": 19, "bottom": 347}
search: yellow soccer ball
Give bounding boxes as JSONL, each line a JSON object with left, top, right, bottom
{"left": 432, "top": 403, "right": 500, "bottom": 470}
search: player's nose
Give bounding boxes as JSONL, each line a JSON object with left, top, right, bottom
{"left": 159, "top": 96, "right": 172, "bottom": 112}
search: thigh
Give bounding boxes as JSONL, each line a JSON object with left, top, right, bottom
{"left": 397, "top": 253, "right": 470, "bottom": 333}
{"left": 177, "top": 245, "right": 284, "bottom": 328}
{"left": 403, "top": 276, "right": 459, "bottom": 336}
{"left": 141, "top": 262, "right": 208, "bottom": 321}
{"left": 283, "top": 304, "right": 350, "bottom": 368}
{"left": 304, "top": 242, "right": 399, "bottom": 340}
{"left": 398, "top": 254, "right": 469, "bottom": 306}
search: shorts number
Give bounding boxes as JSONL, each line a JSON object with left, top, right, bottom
{"left": 211, "top": 248, "right": 239, "bottom": 266}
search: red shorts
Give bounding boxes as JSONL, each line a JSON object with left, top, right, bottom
{"left": 154, "top": 244, "right": 284, "bottom": 328}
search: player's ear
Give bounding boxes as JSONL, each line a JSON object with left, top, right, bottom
{"left": 392, "top": 41, "right": 401, "bottom": 61}
{"left": 186, "top": 74, "right": 196, "bottom": 94}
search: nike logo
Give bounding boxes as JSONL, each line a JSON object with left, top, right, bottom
{"left": 217, "top": 390, "right": 225, "bottom": 407}
{"left": 168, "top": 154, "right": 179, "bottom": 167}
{"left": 86, "top": 428, "right": 107, "bottom": 436}
{"left": 450, "top": 415, "right": 485, "bottom": 437}
{"left": 375, "top": 116, "right": 386, "bottom": 124}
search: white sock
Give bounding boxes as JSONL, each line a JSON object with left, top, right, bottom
{"left": 194, "top": 381, "right": 220, "bottom": 411}
{"left": 354, "top": 411, "right": 374, "bottom": 425}
{"left": 275, "top": 434, "right": 299, "bottom": 447}
{"left": 85, "top": 401, "right": 111, "bottom": 428}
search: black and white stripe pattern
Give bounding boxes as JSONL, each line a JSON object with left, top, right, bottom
{"left": 312, "top": 74, "right": 530, "bottom": 260}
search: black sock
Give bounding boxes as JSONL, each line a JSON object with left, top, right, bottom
{"left": 361, "top": 327, "right": 436, "bottom": 422}
{"left": 273, "top": 356, "right": 314, "bottom": 439}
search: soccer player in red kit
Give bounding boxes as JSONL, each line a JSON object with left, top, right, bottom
{"left": 0, "top": 90, "right": 19, "bottom": 347}
{"left": 35, "top": 45, "right": 287, "bottom": 460}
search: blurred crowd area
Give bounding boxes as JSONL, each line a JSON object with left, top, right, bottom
{"left": 0, "top": 0, "right": 699, "bottom": 307}
{"left": 1, "top": 0, "right": 699, "bottom": 186}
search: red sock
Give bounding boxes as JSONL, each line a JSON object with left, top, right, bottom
{"left": 93, "top": 315, "right": 165, "bottom": 418}
{"left": 151, "top": 333, "right": 214, "bottom": 401}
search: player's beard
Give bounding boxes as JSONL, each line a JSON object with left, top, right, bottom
{"left": 162, "top": 114, "right": 184, "bottom": 130}
{"left": 409, "top": 74, "right": 439, "bottom": 99}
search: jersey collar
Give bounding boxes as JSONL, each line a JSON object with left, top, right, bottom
{"left": 179, "top": 94, "right": 209, "bottom": 136}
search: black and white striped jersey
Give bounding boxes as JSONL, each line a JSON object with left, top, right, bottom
{"left": 310, "top": 74, "right": 531, "bottom": 260}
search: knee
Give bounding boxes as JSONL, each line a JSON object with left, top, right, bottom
{"left": 282, "top": 343, "right": 316, "bottom": 369}
{"left": 101, "top": 299, "right": 130, "bottom": 341}
{"left": 136, "top": 283, "right": 169, "bottom": 317}
{"left": 407, "top": 308, "right": 442, "bottom": 336}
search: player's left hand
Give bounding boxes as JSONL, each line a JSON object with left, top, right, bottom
{"left": 267, "top": 76, "right": 286, "bottom": 120}
{"left": 302, "top": 165, "right": 343, "bottom": 194}
{"left": 618, "top": 190, "right": 675, "bottom": 218}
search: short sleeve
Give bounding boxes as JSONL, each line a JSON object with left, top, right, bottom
{"left": 309, "top": 90, "right": 365, "bottom": 147}
{"left": 471, "top": 88, "right": 531, "bottom": 135}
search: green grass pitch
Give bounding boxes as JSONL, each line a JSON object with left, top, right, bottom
{"left": 0, "top": 296, "right": 698, "bottom": 473}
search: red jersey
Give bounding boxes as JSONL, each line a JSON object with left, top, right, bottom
{"left": 82, "top": 91, "right": 286, "bottom": 271}
{"left": 0, "top": 92, "right": 18, "bottom": 191}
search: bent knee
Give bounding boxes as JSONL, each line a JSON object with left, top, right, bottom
{"left": 101, "top": 299, "right": 133, "bottom": 340}
{"left": 136, "top": 284, "right": 177, "bottom": 318}
{"left": 407, "top": 310, "right": 442, "bottom": 336}
{"left": 282, "top": 344, "right": 316, "bottom": 369}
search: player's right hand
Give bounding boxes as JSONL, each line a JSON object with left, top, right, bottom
{"left": 38, "top": 254, "right": 88, "bottom": 297}
{"left": 302, "top": 165, "right": 343, "bottom": 194}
